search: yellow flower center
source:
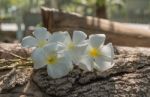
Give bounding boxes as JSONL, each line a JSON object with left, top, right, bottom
{"left": 67, "top": 42, "right": 75, "bottom": 49}
{"left": 37, "top": 40, "right": 48, "bottom": 48}
{"left": 88, "top": 48, "right": 101, "bottom": 58}
{"left": 46, "top": 55, "right": 57, "bottom": 64}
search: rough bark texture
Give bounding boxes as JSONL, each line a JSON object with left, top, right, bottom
{"left": 41, "top": 7, "right": 150, "bottom": 47}
{"left": 0, "top": 43, "right": 150, "bottom": 97}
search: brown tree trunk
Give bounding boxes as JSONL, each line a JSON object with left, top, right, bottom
{"left": 96, "top": 5, "right": 107, "bottom": 18}
{"left": 95, "top": 0, "right": 107, "bottom": 18}
{"left": 0, "top": 43, "right": 150, "bottom": 97}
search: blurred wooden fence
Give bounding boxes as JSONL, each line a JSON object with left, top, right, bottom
{"left": 41, "top": 7, "right": 150, "bottom": 47}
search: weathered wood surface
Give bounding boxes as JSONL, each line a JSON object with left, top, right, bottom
{"left": 41, "top": 7, "right": 150, "bottom": 47}
{"left": 0, "top": 43, "right": 150, "bottom": 97}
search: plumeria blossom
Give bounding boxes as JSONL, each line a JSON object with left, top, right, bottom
{"left": 48, "top": 31, "right": 68, "bottom": 43}
{"left": 21, "top": 28, "right": 67, "bottom": 69}
{"left": 62, "top": 31, "right": 88, "bottom": 64}
{"left": 21, "top": 27, "right": 114, "bottom": 79}
{"left": 21, "top": 27, "right": 50, "bottom": 48}
{"left": 32, "top": 43, "right": 73, "bottom": 78}
{"left": 78, "top": 34, "right": 114, "bottom": 72}
{"left": 21, "top": 28, "right": 67, "bottom": 48}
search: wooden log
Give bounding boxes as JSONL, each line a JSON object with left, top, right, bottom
{"left": 41, "top": 7, "right": 150, "bottom": 47}
{"left": 0, "top": 43, "right": 150, "bottom": 97}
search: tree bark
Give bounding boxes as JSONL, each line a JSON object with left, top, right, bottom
{"left": 0, "top": 43, "right": 150, "bottom": 97}
{"left": 41, "top": 7, "right": 150, "bottom": 47}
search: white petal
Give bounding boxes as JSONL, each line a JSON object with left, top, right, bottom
{"left": 69, "top": 43, "right": 87, "bottom": 64}
{"left": 73, "top": 31, "right": 87, "bottom": 45}
{"left": 48, "top": 31, "right": 67, "bottom": 43}
{"left": 43, "top": 43, "right": 64, "bottom": 56}
{"left": 21, "top": 36, "right": 37, "bottom": 48}
{"left": 33, "top": 27, "right": 50, "bottom": 40}
{"left": 78, "top": 56, "right": 93, "bottom": 71}
{"left": 31, "top": 48, "right": 46, "bottom": 69}
{"left": 95, "top": 57, "right": 113, "bottom": 71}
{"left": 101, "top": 43, "right": 114, "bottom": 63}
{"left": 59, "top": 53, "right": 73, "bottom": 70}
{"left": 89, "top": 34, "right": 105, "bottom": 48}
{"left": 47, "top": 55, "right": 73, "bottom": 79}
{"left": 63, "top": 31, "right": 71, "bottom": 45}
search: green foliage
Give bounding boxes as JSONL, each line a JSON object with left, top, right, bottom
{"left": 106, "top": 0, "right": 126, "bottom": 18}
{"left": 59, "top": 0, "right": 99, "bottom": 15}
{"left": 36, "top": 22, "right": 43, "bottom": 27}
{"left": 0, "top": 0, "right": 127, "bottom": 21}
{"left": 96, "top": 0, "right": 106, "bottom": 6}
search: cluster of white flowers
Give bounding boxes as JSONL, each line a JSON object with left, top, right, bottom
{"left": 21, "top": 27, "right": 114, "bottom": 79}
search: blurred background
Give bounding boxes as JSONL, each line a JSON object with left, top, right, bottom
{"left": 0, "top": 0, "right": 150, "bottom": 43}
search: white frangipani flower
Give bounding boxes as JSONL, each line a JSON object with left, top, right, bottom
{"left": 21, "top": 27, "right": 50, "bottom": 48}
{"left": 48, "top": 31, "right": 68, "bottom": 43}
{"left": 63, "top": 31, "right": 88, "bottom": 64}
{"left": 21, "top": 27, "right": 115, "bottom": 78}
{"left": 22, "top": 28, "right": 68, "bottom": 48}
{"left": 79, "top": 34, "right": 114, "bottom": 71}
{"left": 32, "top": 43, "right": 73, "bottom": 79}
